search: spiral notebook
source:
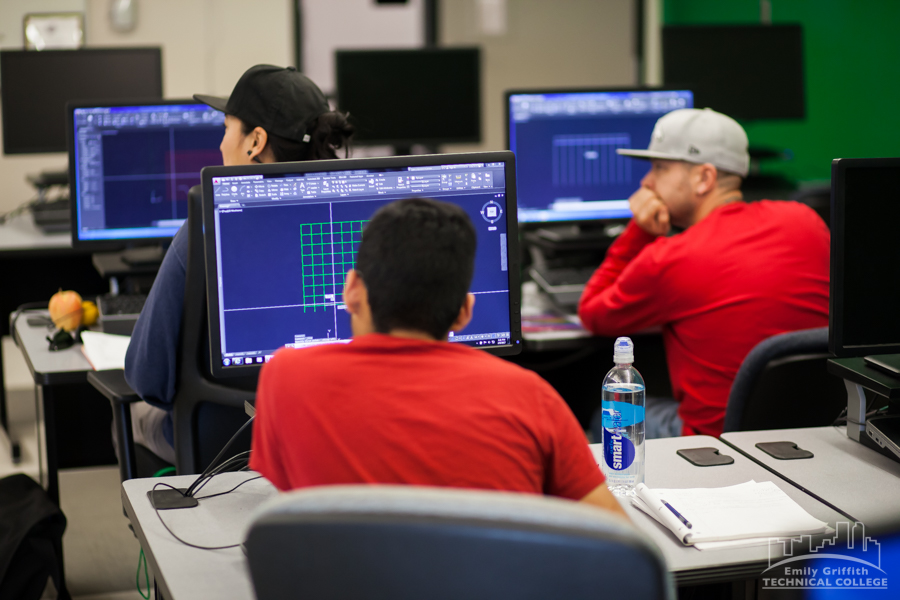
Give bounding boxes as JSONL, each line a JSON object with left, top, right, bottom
{"left": 632, "top": 481, "right": 832, "bottom": 550}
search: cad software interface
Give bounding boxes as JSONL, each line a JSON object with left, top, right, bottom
{"left": 509, "top": 90, "right": 693, "bottom": 222}
{"left": 73, "top": 104, "right": 224, "bottom": 241}
{"left": 211, "top": 161, "right": 512, "bottom": 366}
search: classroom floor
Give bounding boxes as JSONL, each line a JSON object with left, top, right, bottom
{"left": 3, "top": 337, "right": 144, "bottom": 600}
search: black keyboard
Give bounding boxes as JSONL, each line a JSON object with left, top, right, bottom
{"left": 98, "top": 294, "right": 148, "bottom": 316}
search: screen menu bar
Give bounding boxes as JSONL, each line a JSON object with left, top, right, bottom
{"left": 510, "top": 91, "right": 692, "bottom": 122}
{"left": 211, "top": 163, "right": 506, "bottom": 204}
{"left": 74, "top": 106, "right": 224, "bottom": 129}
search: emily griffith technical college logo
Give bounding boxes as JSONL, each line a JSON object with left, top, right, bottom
{"left": 762, "top": 522, "right": 887, "bottom": 591}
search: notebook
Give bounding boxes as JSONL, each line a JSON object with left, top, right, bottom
{"left": 632, "top": 481, "right": 832, "bottom": 550}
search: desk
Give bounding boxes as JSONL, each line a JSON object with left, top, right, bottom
{"left": 124, "top": 437, "right": 846, "bottom": 597}
{"left": 123, "top": 473, "right": 274, "bottom": 600}
{"left": 591, "top": 435, "right": 847, "bottom": 586}
{"left": 0, "top": 214, "right": 106, "bottom": 439}
{"left": 13, "top": 310, "right": 115, "bottom": 502}
{"left": 721, "top": 426, "right": 900, "bottom": 525}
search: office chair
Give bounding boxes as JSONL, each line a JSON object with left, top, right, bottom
{"left": 723, "top": 327, "right": 846, "bottom": 432}
{"left": 790, "top": 184, "right": 831, "bottom": 228}
{"left": 90, "top": 186, "right": 255, "bottom": 480}
{"left": 246, "top": 485, "right": 673, "bottom": 600}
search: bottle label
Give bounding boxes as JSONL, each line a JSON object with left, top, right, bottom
{"left": 600, "top": 400, "right": 645, "bottom": 428}
{"left": 601, "top": 400, "right": 642, "bottom": 471}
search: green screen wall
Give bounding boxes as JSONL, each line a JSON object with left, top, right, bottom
{"left": 663, "top": 0, "right": 900, "bottom": 184}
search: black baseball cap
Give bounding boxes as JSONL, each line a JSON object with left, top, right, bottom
{"left": 194, "top": 64, "right": 330, "bottom": 143}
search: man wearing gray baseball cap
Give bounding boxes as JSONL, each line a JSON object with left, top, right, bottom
{"left": 579, "top": 108, "right": 830, "bottom": 439}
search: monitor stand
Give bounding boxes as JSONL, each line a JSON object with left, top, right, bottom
{"left": 523, "top": 222, "right": 625, "bottom": 311}
{"left": 121, "top": 246, "right": 165, "bottom": 266}
{"left": 92, "top": 245, "right": 166, "bottom": 281}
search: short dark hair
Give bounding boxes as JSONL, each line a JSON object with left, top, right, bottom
{"left": 355, "top": 198, "right": 477, "bottom": 339}
{"left": 240, "top": 110, "right": 354, "bottom": 162}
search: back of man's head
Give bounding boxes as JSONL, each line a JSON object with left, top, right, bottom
{"left": 355, "top": 198, "right": 477, "bottom": 339}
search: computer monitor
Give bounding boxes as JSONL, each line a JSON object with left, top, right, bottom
{"left": 506, "top": 88, "right": 693, "bottom": 223}
{"left": 829, "top": 158, "right": 900, "bottom": 357}
{"left": 335, "top": 48, "right": 480, "bottom": 147}
{"left": 1, "top": 48, "right": 163, "bottom": 154}
{"left": 67, "top": 99, "right": 225, "bottom": 248}
{"left": 201, "top": 151, "right": 520, "bottom": 378}
{"left": 663, "top": 24, "right": 804, "bottom": 120}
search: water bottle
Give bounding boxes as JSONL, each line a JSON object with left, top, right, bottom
{"left": 600, "top": 337, "right": 645, "bottom": 496}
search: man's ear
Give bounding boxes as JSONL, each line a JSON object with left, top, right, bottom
{"left": 693, "top": 163, "right": 718, "bottom": 196}
{"left": 448, "top": 293, "right": 476, "bottom": 334}
{"left": 343, "top": 269, "right": 365, "bottom": 316}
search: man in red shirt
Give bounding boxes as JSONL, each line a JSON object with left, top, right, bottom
{"left": 579, "top": 108, "right": 829, "bottom": 438}
{"left": 250, "top": 198, "right": 625, "bottom": 517}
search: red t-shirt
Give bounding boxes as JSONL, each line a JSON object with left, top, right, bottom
{"left": 249, "top": 334, "right": 604, "bottom": 500}
{"left": 578, "top": 201, "right": 830, "bottom": 437}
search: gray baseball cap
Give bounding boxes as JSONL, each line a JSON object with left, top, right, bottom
{"left": 616, "top": 108, "right": 750, "bottom": 177}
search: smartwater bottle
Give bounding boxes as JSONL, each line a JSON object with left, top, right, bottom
{"left": 600, "top": 337, "right": 645, "bottom": 496}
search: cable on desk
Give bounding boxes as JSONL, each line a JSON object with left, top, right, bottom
{"left": 9, "top": 302, "right": 51, "bottom": 345}
{"left": 193, "top": 474, "right": 263, "bottom": 500}
{"left": 188, "top": 451, "right": 251, "bottom": 498}
{"left": 151, "top": 481, "right": 252, "bottom": 551}
{"left": 184, "top": 416, "right": 255, "bottom": 498}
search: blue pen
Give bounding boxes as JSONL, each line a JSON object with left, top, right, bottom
{"left": 663, "top": 500, "right": 692, "bottom": 529}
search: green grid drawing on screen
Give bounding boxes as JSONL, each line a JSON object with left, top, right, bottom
{"left": 300, "top": 220, "right": 368, "bottom": 312}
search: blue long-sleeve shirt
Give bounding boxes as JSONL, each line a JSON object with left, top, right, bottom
{"left": 124, "top": 223, "right": 189, "bottom": 446}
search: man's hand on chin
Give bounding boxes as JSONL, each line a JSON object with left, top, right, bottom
{"left": 629, "top": 187, "right": 671, "bottom": 237}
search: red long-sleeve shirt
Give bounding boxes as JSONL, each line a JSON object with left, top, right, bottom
{"left": 578, "top": 200, "right": 830, "bottom": 436}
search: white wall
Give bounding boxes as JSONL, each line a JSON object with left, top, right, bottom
{"left": 302, "top": 0, "right": 423, "bottom": 95}
{"left": 440, "top": 0, "right": 636, "bottom": 153}
{"left": 0, "top": 0, "right": 293, "bottom": 214}
{"left": 0, "top": 0, "right": 637, "bottom": 212}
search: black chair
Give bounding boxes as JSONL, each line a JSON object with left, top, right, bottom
{"left": 90, "top": 186, "right": 256, "bottom": 480}
{"left": 790, "top": 184, "right": 831, "bottom": 227}
{"left": 246, "top": 485, "right": 673, "bottom": 600}
{"left": 723, "top": 327, "right": 846, "bottom": 433}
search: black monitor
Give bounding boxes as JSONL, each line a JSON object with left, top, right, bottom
{"left": 202, "top": 151, "right": 520, "bottom": 379}
{"left": 506, "top": 88, "right": 693, "bottom": 223}
{"left": 67, "top": 99, "right": 224, "bottom": 249}
{"left": 335, "top": 48, "right": 480, "bottom": 147}
{"left": 1, "top": 48, "right": 163, "bottom": 154}
{"left": 829, "top": 158, "right": 900, "bottom": 357}
{"left": 662, "top": 24, "right": 804, "bottom": 120}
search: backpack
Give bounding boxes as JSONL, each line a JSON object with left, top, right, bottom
{"left": 0, "top": 474, "right": 70, "bottom": 600}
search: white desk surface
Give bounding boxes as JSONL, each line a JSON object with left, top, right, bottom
{"left": 591, "top": 435, "right": 847, "bottom": 585}
{"left": 0, "top": 213, "right": 72, "bottom": 252}
{"left": 124, "top": 437, "right": 848, "bottom": 596}
{"left": 721, "top": 426, "right": 900, "bottom": 525}
{"left": 123, "top": 473, "right": 275, "bottom": 600}
{"left": 13, "top": 310, "right": 93, "bottom": 385}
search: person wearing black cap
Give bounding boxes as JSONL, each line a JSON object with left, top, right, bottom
{"left": 122, "top": 65, "right": 353, "bottom": 464}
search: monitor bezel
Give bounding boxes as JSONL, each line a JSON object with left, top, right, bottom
{"left": 335, "top": 47, "right": 481, "bottom": 147}
{"left": 829, "top": 157, "right": 900, "bottom": 357}
{"left": 1, "top": 47, "right": 163, "bottom": 155}
{"left": 67, "top": 97, "right": 224, "bottom": 251}
{"left": 201, "top": 150, "right": 522, "bottom": 380}
{"left": 504, "top": 86, "right": 694, "bottom": 226}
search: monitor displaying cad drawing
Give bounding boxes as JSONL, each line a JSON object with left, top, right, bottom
{"left": 202, "top": 151, "right": 521, "bottom": 378}
{"left": 507, "top": 88, "right": 693, "bottom": 223}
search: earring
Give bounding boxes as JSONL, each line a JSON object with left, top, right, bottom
{"left": 247, "top": 150, "right": 252, "bottom": 156}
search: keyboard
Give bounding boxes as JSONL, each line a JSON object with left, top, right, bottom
{"left": 98, "top": 294, "right": 148, "bottom": 317}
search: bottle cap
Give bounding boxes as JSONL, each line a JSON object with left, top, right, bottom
{"left": 613, "top": 337, "right": 634, "bottom": 364}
